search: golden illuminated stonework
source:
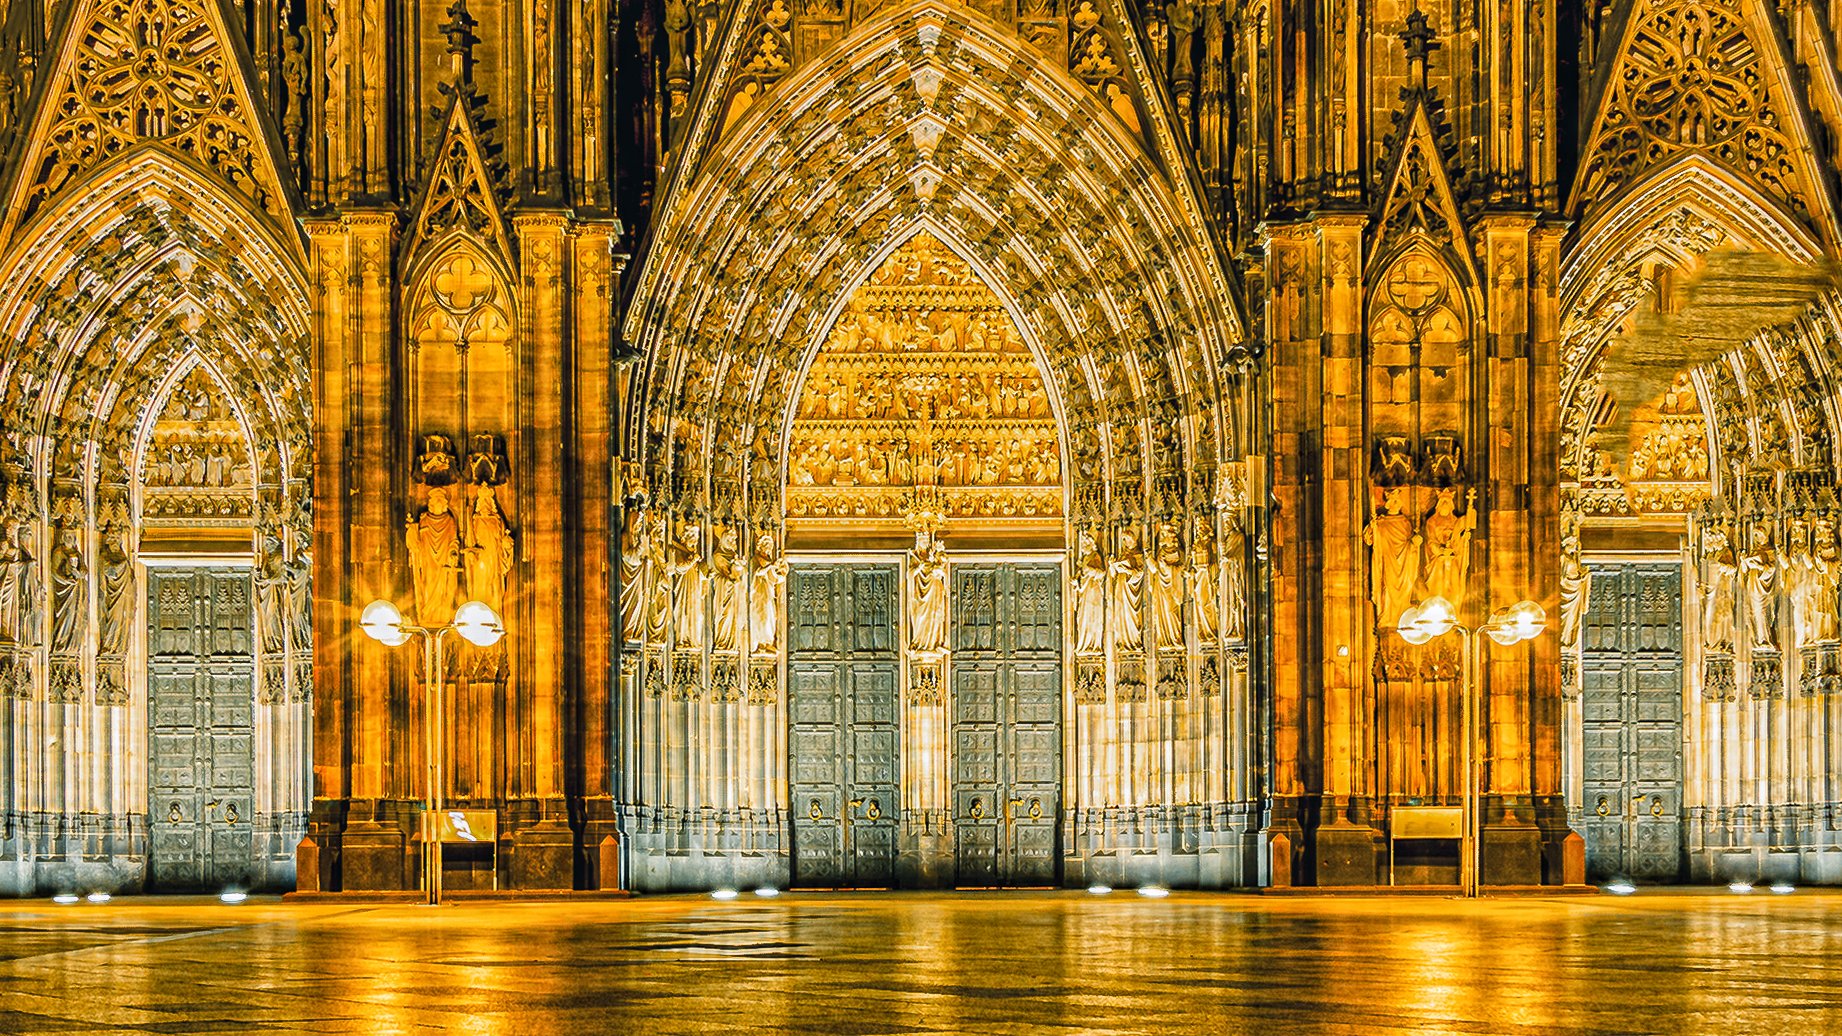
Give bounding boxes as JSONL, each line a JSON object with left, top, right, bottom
{"left": 786, "top": 233, "right": 1062, "bottom": 531}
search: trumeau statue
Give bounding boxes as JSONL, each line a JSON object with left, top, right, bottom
{"left": 748, "top": 526, "right": 788, "bottom": 655}
{"left": 1421, "top": 487, "right": 1476, "bottom": 611}
{"left": 465, "top": 483, "right": 514, "bottom": 617}
{"left": 1110, "top": 527, "right": 1146, "bottom": 650}
{"left": 908, "top": 528, "right": 948, "bottom": 654}
{"left": 1742, "top": 523, "right": 1779, "bottom": 652}
{"left": 1150, "top": 520, "right": 1185, "bottom": 650}
{"left": 407, "top": 485, "right": 462, "bottom": 628}
{"left": 1365, "top": 487, "right": 1419, "bottom": 629}
{"left": 1074, "top": 527, "right": 1107, "bottom": 654}
{"left": 1702, "top": 525, "right": 1738, "bottom": 653}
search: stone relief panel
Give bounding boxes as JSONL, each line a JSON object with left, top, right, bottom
{"left": 138, "top": 365, "right": 255, "bottom": 525}
{"left": 785, "top": 232, "right": 1063, "bottom": 529}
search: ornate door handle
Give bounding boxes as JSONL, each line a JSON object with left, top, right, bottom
{"left": 808, "top": 798, "right": 826, "bottom": 822}
{"left": 969, "top": 797, "right": 986, "bottom": 820}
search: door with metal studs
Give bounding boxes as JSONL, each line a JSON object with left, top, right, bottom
{"left": 787, "top": 564, "right": 901, "bottom": 888}
{"left": 146, "top": 566, "right": 258, "bottom": 891}
{"left": 1579, "top": 561, "right": 1685, "bottom": 882}
{"left": 949, "top": 563, "right": 1062, "bottom": 887}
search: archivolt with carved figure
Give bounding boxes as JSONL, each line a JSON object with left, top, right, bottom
{"left": 618, "top": 6, "right": 1259, "bottom": 892}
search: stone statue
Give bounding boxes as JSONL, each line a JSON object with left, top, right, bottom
{"left": 1220, "top": 512, "right": 1248, "bottom": 643}
{"left": 50, "top": 526, "right": 84, "bottom": 653}
{"left": 1365, "top": 487, "right": 1419, "bottom": 628}
{"left": 1421, "top": 487, "right": 1476, "bottom": 610}
{"left": 1807, "top": 518, "right": 1841, "bottom": 644}
{"left": 465, "top": 483, "right": 514, "bottom": 616}
{"left": 1189, "top": 522, "right": 1221, "bottom": 646}
{"left": 908, "top": 528, "right": 948, "bottom": 654}
{"left": 709, "top": 521, "right": 743, "bottom": 652}
{"left": 748, "top": 526, "right": 788, "bottom": 655}
{"left": 1559, "top": 547, "right": 1589, "bottom": 650}
{"left": 1074, "top": 528, "right": 1107, "bottom": 654}
{"left": 1109, "top": 528, "right": 1145, "bottom": 650}
{"left": 619, "top": 508, "right": 651, "bottom": 644}
{"left": 668, "top": 516, "right": 706, "bottom": 649}
{"left": 287, "top": 544, "right": 313, "bottom": 651}
{"left": 97, "top": 532, "right": 133, "bottom": 657}
{"left": 1150, "top": 521, "right": 1186, "bottom": 650}
{"left": 255, "top": 530, "right": 288, "bottom": 655}
{"left": 1559, "top": 505, "right": 1588, "bottom": 649}
{"left": 0, "top": 518, "right": 32, "bottom": 645}
{"left": 1701, "top": 525, "right": 1738, "bottom": 652}
{"left": 645, "top": 513, "right": 671, "bottom": 644}
{"left": 1741, "top": 523, "right": 1778, "bottom": 651}
{"left": 406, "top": 485, "right": 462, "bottom": 628}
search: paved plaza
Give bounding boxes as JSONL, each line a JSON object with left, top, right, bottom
{"left": 0, "top": 890, "right": 1840, "bottom": 1034}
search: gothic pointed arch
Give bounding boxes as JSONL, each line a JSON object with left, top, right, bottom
{"left": 1560, "top": 155, "right": 1835, "bottom": 501}
{"left": 626, "top": 5, "right": 1249, "bottom": 530}
{"left": 400, "top": 87, "right": 515, "bottom": 278}
{"left": 0, "top": 0, "right": 304, "bottom": 256}
{"left": 1369, "top": 94, "right": 1477, "bottom": 291}
{"left": 647, "top": 1, "right": 1237, "bottom": 292}
{"left": 0, "top": 134, "right": 309, "bottom": 893}
{"left": 1571, "top": 0, "right": 1842, "bottom": 250}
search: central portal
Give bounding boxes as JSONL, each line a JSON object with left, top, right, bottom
{"left": 784, "top": 232, "right": 1069, "bottom": 889}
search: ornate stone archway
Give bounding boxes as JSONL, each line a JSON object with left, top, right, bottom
{"left": 617, "top": 4, "right": 1261, "bottom": 891}
{"left": 0, "top": 153, "right": 310, "bottom": 894}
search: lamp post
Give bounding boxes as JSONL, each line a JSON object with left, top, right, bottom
{"left": 1396, "top": 595, "right": 1546, "bottom": 898}
{"left": 359, "top": 598, "right": 505, "bottom": 905}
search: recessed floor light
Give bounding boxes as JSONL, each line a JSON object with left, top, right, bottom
{"left": 1604, "top": 882, "right": 1636, "bottom": 895}
{"left": 1137, "top": 886, "right": 1170, "bottom": 899}
{"left": 1770, "top": 883, "right": 1796, "bottom": 895}
{"left": 220, "top": 892, "right": 247, "bottom": 904}
{"left": 85, "top": 892, "right": 111, "bottom": 904}
{"left": 754, "top": 888, "right": 780, "bottom": 898}
{"left": 1087, "top": 884, "right": 1113, "bottom": 895}
{"left": 1728, "top": 882, "right": 1754, "bottom": 894}
{"left": 52, "top": 894, "right": 78, "bottom": 905}
{"left": 711, "top": 888, "right": 739, "bottom": 900}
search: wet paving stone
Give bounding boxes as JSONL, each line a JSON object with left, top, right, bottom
{"left": 2, "top": 890, "right": 1842, "bottom": 1034}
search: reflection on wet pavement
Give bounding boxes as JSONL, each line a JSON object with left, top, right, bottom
{"left": 1, "top": 890, "right": 1840, "bottom": 1034}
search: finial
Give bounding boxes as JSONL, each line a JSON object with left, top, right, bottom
{"left": 442, "top": 0, "right": 477, "bottom": 86}
{"left": 1401, "top": 4, "right": 1440, "bottom": 80}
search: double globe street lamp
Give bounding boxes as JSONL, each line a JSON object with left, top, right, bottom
{"left": 1396, "top": 595, "right": 1547, "bottom": 897}
{"left": 359, "top": 598, "right": 504, "bottom": 905}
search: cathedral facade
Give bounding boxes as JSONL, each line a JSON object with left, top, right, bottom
{"left": 0, "top": 0, "right": 1839, "bottom": 894}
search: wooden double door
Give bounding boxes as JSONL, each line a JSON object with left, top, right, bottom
{"left": 787, "top": 561, "right": 1062, "bottom": 888}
